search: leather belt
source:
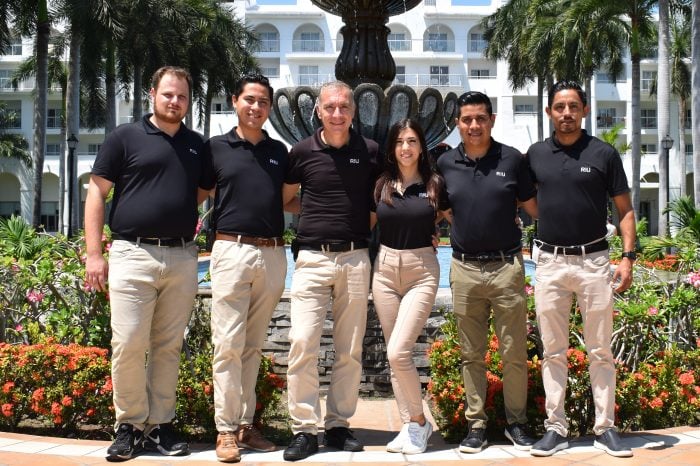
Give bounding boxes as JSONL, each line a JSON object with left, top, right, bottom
{"left": 535, "top": 239, "right": 608, "bottom": 256}
{"left": 215, "top": 232, "right": 283, "bottom": 248}
{"left": 298, "top": 240, "right": 368, "bottom": 253}
{"left": 112, "top": 233, "right": 188, "bottom": 247}
{"left": 452, "top": 245, "right": 522, "bottom": 263}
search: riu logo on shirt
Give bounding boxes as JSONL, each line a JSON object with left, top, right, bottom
{"left": 581, "top": 165, "right": 591, "bottom": 173}
{"left": 269, "top": 158, "right": 279, "bottom": 166}
{"left": 418, "top": 192, "right": 428, "bottom": 198}
{"left": 349, "top": 158, "right": 360, "bottom": 164}
{"left": 496, "top": 171, "right": 506, "bottom": 177}
{"left": 188, "top": 148, "right": 198, "bottom": 155}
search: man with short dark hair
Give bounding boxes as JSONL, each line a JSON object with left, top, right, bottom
{"left": 281, "top": 81, "right": 379, "bottom": 462}
{"left": 438, "top": 91, "right": 538, "bottom": 454}
{"left": 85, "top": 66, "right": 208, "bottom": 461}
{"left": 527, "top": 80, "right": 635, "bottom": 458}
{"left": 201, "top": 74, "right": 289, "bottom": 463}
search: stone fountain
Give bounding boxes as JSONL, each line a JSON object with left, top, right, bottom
{"left": 269, "top": 0, "right": 458, "bottom": 154}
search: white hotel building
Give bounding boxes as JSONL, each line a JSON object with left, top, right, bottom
{"left": 0, "top": 0, "right": 693, "bottom": 235}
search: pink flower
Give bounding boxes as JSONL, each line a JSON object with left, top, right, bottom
{"left": 195, "top": 218, "right": 204, "bottom": 235}
{"left": 524, "top": 285, "right": 534, "bottom": 296}
{"left": 26, "top": 290, "right": 45, "bottom": 304}
{"left": 15, "top": 324, "right": 22, "bottom": 332}
{"left": 648, "top": 306, "right": 658, "bottom": 315}
{"left": 686, "top": 271, "right": 700, "bottom": 288}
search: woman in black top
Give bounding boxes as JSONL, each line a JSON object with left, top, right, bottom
{"left": 371, "top": 119, "right": 445, "bottom": 454}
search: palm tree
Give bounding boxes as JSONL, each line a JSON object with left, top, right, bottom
{"left": 0, "top": 103, "right": 30, "bottom": 166}
{"left": 11, "top": 35, "right": 68, "bottom": 234}
{"left": 693, "top": 0, "right": 700, "bottom": 206}
{"left": 668, "top": 13, "right": 692, "bottom": 198}
{"left": 658, "top": 0, "right": 672, "bottom": 236}
{"left": 481, "top": 0, "right": 554, "bottom": 141}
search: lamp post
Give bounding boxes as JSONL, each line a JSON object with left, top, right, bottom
{"left": 661, "top": 134, "right": 674, "bottom": 236}
{"left": 66, "top": 133, "right": 79, "bottom": 238}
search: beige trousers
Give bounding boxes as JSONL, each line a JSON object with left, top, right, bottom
{"left": 210, "top": 240, "right": 286, "bottom": 432}
{"left": 450, "top": 254, "right": 529, "bottom": 429}
{"left": 372, "top": 245, "right": 439, "bottom": 423}
{"left": 108, "top": 239, "right": 198, "bottom": 431}
{"left": 533, "top": 246, "right": 616, "bottom": 436}
{"left": 287, "top": 248, "right": 371, "bottom": 435}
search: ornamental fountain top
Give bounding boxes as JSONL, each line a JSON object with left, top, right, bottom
{"left": 268, "top": 0, "right": 457, "bottom": 154}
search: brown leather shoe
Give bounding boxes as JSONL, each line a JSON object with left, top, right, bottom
{"left": 235, "top": 424, "right": 276, "bottom": 452}
{"left": 216, "top": 431, "right": 241, "bottom": 463}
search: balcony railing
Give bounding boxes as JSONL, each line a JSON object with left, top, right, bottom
{"left": 292, "top": 40, "right": 325, "bottom": 52}
{"left": 596, "top": 116, "right": 625, "bottom": 129}
{"left": 258, "top": 39, "right": 280, "bottom": 53}
{"left": 468, "top": 39, "right": 488, "bottom": 54}
{"left": 423, "top": 39, "right": 455, "bottom": 53}
{"left": 393, "top": 74, "right": 463, "bottom": 87}
{"left": 388, "top": 39, "right": 412, "bottom": 52}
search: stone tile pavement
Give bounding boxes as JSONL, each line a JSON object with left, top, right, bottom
{"left": 0, "top": 398, "right": 698, "bottom": 465}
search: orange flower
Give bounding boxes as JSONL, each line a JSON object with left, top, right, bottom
{"left": 1, "top": 403, "right": 13, "bottom": 418}
{"left": 679, "top": 372, "right": 695, "bottom": 386}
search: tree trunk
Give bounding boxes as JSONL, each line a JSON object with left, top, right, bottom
{"left": 537, "top": 76, "right": 544, "bottom": 141}
{"left": 657, "top": 0, "right": 671, "bottom": 236}
{"left": 678, "top": 97, "right": 687, "bottom": 197}
{"left": 132, "top": 64, "right": 143, "bottom": 121}
{"left": 630, "top": 58, "right": 642, "bottom": 218}
{"left": 584, "top": 77, "right": 592, "bottom": 132}
{"left": 66, "top": 26, "right": 81, "bottom": 237}
{"left": 203, "top": 87, "right": 214, "bottom": 139}
{"left": 693, "top": 0, "right": 700, "bottom": 207}
{"left": 105, "top": 41, "right": 117, "bottom": 133}
{"left": 31, "top": 15, "right": 50, "bottom": 228}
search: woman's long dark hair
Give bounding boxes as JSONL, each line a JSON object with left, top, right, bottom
{"left": 374, "top": 118, "right": 444, "bottom": 211}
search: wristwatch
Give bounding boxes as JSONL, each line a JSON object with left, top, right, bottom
{"left": 621, "top": 251, "right": 637, "bottom": 261}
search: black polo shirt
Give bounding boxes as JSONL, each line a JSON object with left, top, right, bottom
{"left": 374, "top": 182, "right": 444, "bottom": 250}
{"left": 286, "top": 128, "right": 380, "bottom": 244}
{"left": 201, "top": 129, "right": 288, "bottom": 238}
{"left": 437, "top": 139, "right": 536, "bottom": 254}
{"left": 527, "top": 131, "right": 630, "bottom": 245}
{"left": 91, "top": 114, "right": 205, "bottom": 238}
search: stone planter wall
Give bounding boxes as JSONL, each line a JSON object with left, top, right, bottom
{"left": 198, "top": 290, "right": 453, "bottom": 397}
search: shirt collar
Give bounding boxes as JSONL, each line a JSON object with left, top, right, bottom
{"left": 547, "top": 129, "right": 591, "bottom": 152}
{"left": 310, "top": 127, "right": 364, "bottom": 152}
{"left": 225, "top": 127, "right": 271, "bottom": 146}
{"left": 141, "top": 113, "right": 186, "bottom": 137}
{"left": 455, "top": 138, "right": 501, "bottom": 163}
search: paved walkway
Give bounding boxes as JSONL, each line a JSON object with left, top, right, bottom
{"left": 0, "top": 398, "right": 698, "bottom": 465}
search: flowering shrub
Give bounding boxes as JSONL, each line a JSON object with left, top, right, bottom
{"left": 0, "top": 216, "right": 111, "bottom": 347}
{"left": 0, "top": 340, "right": 113, "bottom": 431}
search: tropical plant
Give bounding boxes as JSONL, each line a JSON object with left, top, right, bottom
{"left": 694, "top": 0, "right": 700, "bottom": 206}
{"left": 0, "top": 103, "right": 30, "bottom": 166}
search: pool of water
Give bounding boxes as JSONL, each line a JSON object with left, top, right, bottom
{"left": 198, "top": 247, "right": 535, "bottom": 289}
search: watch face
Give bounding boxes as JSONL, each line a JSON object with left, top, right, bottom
{"left": 622, "top": 252, "right": 636, "bottom": 260}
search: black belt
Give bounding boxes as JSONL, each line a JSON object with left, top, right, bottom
{"left": 298, "top": 240, "right": 368, "bottom": 253}
{"left": 112, "top": 233, "right": 188, "bottom": 247}
{"left": 452, "top": 246, "right": 522, "bottom": 263}
{"left": 536, "top": 239, "right": 608, "bottom": 256}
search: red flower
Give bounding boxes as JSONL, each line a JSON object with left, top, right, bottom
{"left": 1, "top": 403, "right": 13, "bottom": 418}
{"left": 2, "top": 381, "right": 14, "bottom": 394}
{"left": 51, "top": 402, "right": 62, "bottom": 416}
{"left": 679, "top": 372, "right": 695, "bottom": 386}
{"left": 61, "top": 396, "right": 73, "bottom": 407}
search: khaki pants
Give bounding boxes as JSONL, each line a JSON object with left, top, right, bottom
{"left": 533, "top": 246, "right": 615, "bottom": 436}
{"left": 108, "top": 240, "right": 198, "bottom": 431}
{"left": 372, "top": 245, "right": 439, "bottom": 422}
{"left": 210, "top": 240, "right": 286, "bottom": 432}
{"left": 287, "top": 248, "right": 371, "bottom": 435}
{"left": 450, "top": 254, "right": 529, "bottom": 429}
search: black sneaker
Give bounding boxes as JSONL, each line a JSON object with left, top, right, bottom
{"left": 504, "top": 423, "right": 535, "bottom": 450}
{"left": 143, "top": 422, "right": 189, "bottom": 456}
{"left": 324, "top": 427, "right": 364, "bottom": 452}
{"left": 283, "top": 432, "right": 319, "bottom": 461}
{"left": 107, "top": 423, "right": 143, "bottom": 461}
{"left": 530, "top": 430, "right": 568, "bottom": 456}
{"left": 459, "top": 428, "right": 487, "bottom": 453}
{"left": 594, "top": 428, "right": 633, "bottom": 457}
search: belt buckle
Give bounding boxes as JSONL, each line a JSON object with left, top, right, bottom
{"left": 477, "top": 253, "right": 490, "bottom": 262}
{"left": 563, "top": 246, "right": 578, "bottom": 256}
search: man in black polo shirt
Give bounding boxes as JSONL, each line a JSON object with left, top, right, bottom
{"left": 200, "top": 74, "right": 288, "bottom": 463}
{"left": 527, "top": 81, "right": 635, "bottom": 458}
{"left": 84, "top": 66, "right": 208, "bottom": 461}
{"left": 437, "top": 91, "right": 537, "bottom": 454}
{"left": 281, "top": 81, "right": 379, "bottom": 461}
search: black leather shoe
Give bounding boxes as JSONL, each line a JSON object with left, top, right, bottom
{"left": 324, "top": 427, "right": 364, "bottom": 452}
{"left": 504, "top": 423, "right": 535, "bottom": 450}
{"left": 594, "top": 429, "right": 633, "bottom": 457}
{"left": 530, "top": 430, "right": 568, "bottom": 457}
{"left": 283, "top": 433, "right": 318, "bottom": 461}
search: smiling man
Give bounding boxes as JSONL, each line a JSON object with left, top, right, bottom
{"left": 437, "top": 91, "right": 538, "bottom": 454}
{"left": 84, "top": 66, "right": 208, "bottom": 461}
{"left": 527, "top": 80, "right": 636, "bottom": 458}
{"left": 200, "top": 74, "right": 290, "bottom": 462}
{"left": 281, "top": 81, "right": 380, "bottom": 461}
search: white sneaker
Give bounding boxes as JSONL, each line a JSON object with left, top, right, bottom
{"left": 386, "top": 423, "right": 410, "bottom": 452}
{"left": 402, "top": 421, "right": 432, "bottom": 455}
